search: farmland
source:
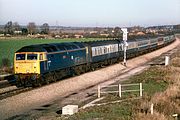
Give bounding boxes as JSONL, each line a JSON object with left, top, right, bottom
{"left": 0, "top": 38, "right": 100, "bottom": 67}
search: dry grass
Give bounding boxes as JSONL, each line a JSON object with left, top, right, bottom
{"left": 135, "top": 112, "right": 168, "bottom": 120}
{"left": 133, "top": 56, "right": 180, "bottom": 120}
{"left": 0, "top": 67, "right": 13, "bottom": 74}
{"left": 171, "top": 57, "right": 180, "bottom": 67}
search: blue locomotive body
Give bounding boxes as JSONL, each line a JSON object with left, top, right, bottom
{"left": 39, "top": 42, "right": 87, "bottom": 74}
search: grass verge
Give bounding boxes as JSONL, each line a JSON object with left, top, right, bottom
{"left": 57, "top": 50, "right": 180, "bottom": 120}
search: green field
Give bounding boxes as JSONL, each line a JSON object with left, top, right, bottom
{"left": 0, "top": 38, "right": 101, "bottom": 67}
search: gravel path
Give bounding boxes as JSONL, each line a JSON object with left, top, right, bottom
{"left": 0, "top": 38, "right": 179, "bottom": 120}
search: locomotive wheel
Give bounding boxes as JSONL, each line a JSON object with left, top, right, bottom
{"left": 45, "top": 78, "right": 49, "bottom": 84}
{"left": 53, "top": 72, "right": 57, "bottom": 82}
{"left": 32, "top": 79, "right": 41, "bottom": 87}
{"left": 91, "top": 66, "right": 95, "bottom": 71}
{"left": 23, "top": 79, "right": 29, "bottom": 87}
{"left": 76, "top": 68, "right": 81, "bottom": 75}
{"left": 41, "top": 73, "right": 50, "bottom": 85}
{"left": 16, "top": 79, "right": 23, "bottom": 87}
{"left": 15, "top": 76, "right": 23, "bottom": 87}
{"left": 86, "top": 66, "right": 91, "bottom": 72}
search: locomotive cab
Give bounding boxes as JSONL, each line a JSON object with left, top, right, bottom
{"left": 14, "top": 52, "right": 47, "bottom": 79}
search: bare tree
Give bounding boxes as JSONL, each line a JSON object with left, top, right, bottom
{"left": 4, "top": 21, "right": 13, "bottom": 35}
{"left": 113, "top": 27, "right": 122, "bottom": 38}
{"left": 41, "top": 23, "right": 49, "bottom": 34}
{"left": 27, "top": 22, "right": 37, "bottom": 35}
{"left": 13, "top": 22, "right": 21, "bottom": 31}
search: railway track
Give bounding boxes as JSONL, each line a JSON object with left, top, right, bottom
{"left": 0, "top": 75, "right": 32, "bottom": 100}
{"left": 0, "top": 44, "right": 179, "bottom": 101}
{"left": 0, "top": 80, "right": 11, "bottom": 89}
{"left": 148, "top": 45, "right": 179, "bottom": 65}
{"left": 0, "top": 86, "right": 32, "bottom": 100}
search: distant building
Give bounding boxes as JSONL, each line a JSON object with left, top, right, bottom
{"left": 62, "top": 35, "right": 69, "bottom": 38}
{"left": 100, "top": 33, "right": 109, "bottom": 37}
{"left": 136, "top": 32, "right": 145, "bottom": 35}
{"left": 14, "top": 30, "right": 22, "bottom": 34}
{"left": 90, "top": 31, "right": 98, "bottom": 34}
{"left": 74, "top": 34, "right": 83, "bottom": 38}
{"left": 61, "top": 29, "right": 85, "bottom": 34}
{"left": 0, "top": 34, "right": 4, "bottom": 37}
{"left": 174, "top": 24, "right": 180, "bottom": 29}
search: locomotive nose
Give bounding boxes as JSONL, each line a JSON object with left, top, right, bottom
{"left": 14, "top": 61, "right": 38, "bottom": 74}
{"left": 14, "top": 53, "right": 40, "bottom": 74}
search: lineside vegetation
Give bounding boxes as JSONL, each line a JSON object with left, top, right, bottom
{"left": 59, "top": 49, "right": 180, "bottom": 120}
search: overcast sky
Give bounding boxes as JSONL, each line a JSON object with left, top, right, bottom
{"left": 0, "top": 0, "right": 180, "bottom": 27}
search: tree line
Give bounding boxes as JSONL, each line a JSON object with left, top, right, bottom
{"left": 2, "top": 21, "right": 49, "bottom": 35}
{"left": 1, "top": 21, "right": 124, "bottom": 38}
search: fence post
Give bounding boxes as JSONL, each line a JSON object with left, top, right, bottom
{"left": 98, "top": 85, "right": 101, "bottom": 98}
{"left": 140, "top": 83, "right": 143, "bottom": 97}
{"left": 165, "top": 56, "right": 169, "bottom": 66}
{"left": 119, "top": 84, "right": 122, "bottom": 98}
{"left": 150, "top": 103, "right": 154, "bottom": 115}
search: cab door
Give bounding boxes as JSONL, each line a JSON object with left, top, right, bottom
{"left": 40, "top": 53, "right": 49, "bottom": 73}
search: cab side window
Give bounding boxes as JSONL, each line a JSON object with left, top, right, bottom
{"left": 40, "top": 54, "right": 43, "bottom": 60}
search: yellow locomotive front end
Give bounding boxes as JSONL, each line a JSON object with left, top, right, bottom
{"left": 14, "top": 52, "right": 46, "bottom": 86}
{"left": 14, "top": 52, "right": 40, "bottom": 74}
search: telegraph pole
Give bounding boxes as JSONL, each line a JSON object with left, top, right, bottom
{"left": 121, "top": 28, "right": 128, "bottom": 66}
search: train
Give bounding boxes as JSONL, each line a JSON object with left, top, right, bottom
{"left": 14, "top": 34, "right": 175, "bottom": 86}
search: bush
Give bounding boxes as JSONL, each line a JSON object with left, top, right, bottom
{"left": 1, "top": 58, "right": 10, "bottom": 67}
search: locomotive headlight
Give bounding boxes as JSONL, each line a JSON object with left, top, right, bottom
{"left": 15, "top": 64, "right": 18, "bottom": 69}
{"left": 33, "top": 63, "right": 37, "bottom": 69}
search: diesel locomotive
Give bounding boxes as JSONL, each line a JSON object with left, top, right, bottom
{"left": 14, "top": 34, "right": 175, "bottom": 86}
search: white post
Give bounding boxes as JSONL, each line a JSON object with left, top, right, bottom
{"left": 172, "top": 114, "right": 178, "bottom": 120}
{"left": 165, "top": 56, "right": 169, "bottom": 66}
{"left": 150, "top": 103, "right": 154, "bottom": 115}
{"left": 121, "top": 28, "right": 128, "bottom": 67}
{"left": 119, "top": 84, "right": 122, "bottom": 98}
{"left": 98, "top": 85, "right": 101, "bottom": 98}
{"left": 123, "top": 41, "right": 127, "bottom": 66}
{"left": 140, "top": 83, "right": 143, "bottom": 97}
